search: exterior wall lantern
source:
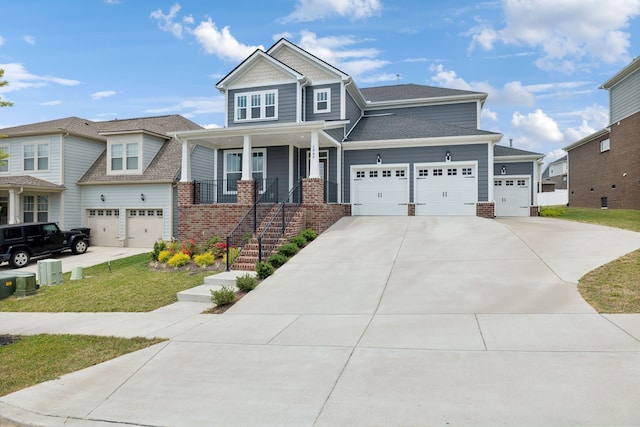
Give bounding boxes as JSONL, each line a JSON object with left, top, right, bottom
{"left": 100, "top": 194, "right": 105, "bottom": 202}
{"left": 501, "top": 165, "right": 507, "bottom": 175}
{"left": 376, "top": 153, "right": 382, "bottom": 164}
{"left": 445, "top": 150, "right": 452, "bottom": 162}
{"left": 140, "top": 193, "right": 145, "bottom": 202}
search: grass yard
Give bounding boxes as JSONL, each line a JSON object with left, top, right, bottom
{"left": 541, "top": 206, "right": 640, "bottom": 313}
{"left": 0, "top": 253, "right": 213, "bottom": 312}
{"left": 0, "top": 334, "right": 164, "bottom": 397}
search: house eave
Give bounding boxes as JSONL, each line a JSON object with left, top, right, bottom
{"left": 494, "top": 154, "right": 543, "bottom": 162}
{"left": 342, "top": 133, "right": 502, "bottom": 150}
{"left": 564, "top": 128, "right": 609, "bottom": 151}
{"left": 599, "top": 56, "right": 640, "bottom": 89}
{"left": 98, "top": 129, "right": 170, "bottom": 140}
{"left": 76, "top": 180, "right": 175, "bottom": 186}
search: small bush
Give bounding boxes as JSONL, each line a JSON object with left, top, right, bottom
{"left": 157, "top": 250, "right": 172, "bottom": 263}
{"left": 241, "top": 231, "right": 253, "bottom": 246}
{"left": 267, "top": 253, "right": 288, "bottom": 268}
{"left": 301, "top": 228, "right": 317, "bottom": 241}
{"left": 236, "top": 273, "right": 257, "bottom": 292}
{"left": 211, "top": 286, "right": 235, "bottom": 306}
{"left": 151, "top": 241, "right": 167, "bottom": 261}
{"left": 540, "top": 206, "right": 566, "bottom": 217}
{"left": 193, "top": 252, "right": 214, "bottom": 268}
{"left": 180, "top": 239, "right": 200, "bottom": 257}
{"left": 211, "top": 241, "right": 227, "bottom": 258}
{"left": 167, "top": 252, "right": 191, "bottom": 268}
{"left": 279, "top": 243, "right": 298, "bottom": 257}
{"left": 256, "top": 261, "right": 274, "bottom": 279}
{"left": 290, "top": 235, "right": 306, "bottom": 248}
{"left": 206, "top": 236, "right": 221, "bottom": 249}
{"left": 223, "top": 247, "right": 240, "bottom": 265}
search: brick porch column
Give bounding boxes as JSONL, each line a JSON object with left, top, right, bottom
{"left": 177, "top": 182, "right": 193, "bottom": 207}
{"left": 237, "top": 180, "right": 256, "bottom": 205}
{"left": 302, "top": 178, "right": 324, "bottom": 204}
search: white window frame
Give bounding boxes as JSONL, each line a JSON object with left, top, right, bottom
{"left": 222, "top": 148, "right": 267, "bottom": 194}
{"left": 600, "top": 138, "right": 610, "bottom": 152}
{"left": 22, "top": 142, "right": 49, "bottom": 172}
{"left": 107, "top": 141, "right": 141, "bottom": 175}
{"left": 313, "top": 88, "right": 331, "bottom": 114}
{"left": 0, "top": 144, "right": 9, "bottom": 173}
{"left": 234, "top": 90, "right": 278, "bottom": 122}
{"left": 22, "top": 194, "right": 48, "bottom": 223}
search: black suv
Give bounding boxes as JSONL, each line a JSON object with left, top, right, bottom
{"left": 0, "top": 222, "right": 90, "bottom": 268}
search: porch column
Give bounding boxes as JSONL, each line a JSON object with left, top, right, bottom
{"left": 309, "top": 131, "right": 320, "bottom": 179}
{"left": 180, "top": 138, "right": 191, "bottom": 182}
{"left": 8, "top": 189, "right": 17, "bottom": 224}
{"left": 242, "top": 135, "right": 252, "bottom": 180}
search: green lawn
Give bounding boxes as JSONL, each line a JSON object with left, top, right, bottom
{"left": 0, "top": 253, "right": 213, "bottom": 312}
{"left": 541, "top": 206, "right": 640, "bottom": 312}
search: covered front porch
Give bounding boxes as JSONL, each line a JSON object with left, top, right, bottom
{"left": 0, "top": 176, "right": 65, "bottom": 225}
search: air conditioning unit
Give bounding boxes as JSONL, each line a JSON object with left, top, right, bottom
{"left": 37, "top": 259, "right": 63, "bottom": 286}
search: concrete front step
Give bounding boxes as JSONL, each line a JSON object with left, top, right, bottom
{"left": 176, "top": 270, "right": 256, "bottom": 303}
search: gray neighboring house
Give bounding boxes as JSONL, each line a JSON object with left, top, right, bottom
{"left": 0, "top": 115, "right": 209, "bottom": 248}
{"left": 541, "top": 155, "right": 567, "bottom": 190}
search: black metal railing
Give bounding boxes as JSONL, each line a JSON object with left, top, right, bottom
{"left": 192, "top": 179, "right": 280, "bottom": 204}
{"left": 225, "top": 178, "right": 278, "bottom": 271}
{"left": 256, "top": 179, "right": 303, "bottom": 263}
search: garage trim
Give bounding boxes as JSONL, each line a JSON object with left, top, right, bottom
{"left": 494, "top": 174, "right": 531, "bottom": 217}
{"left": 350, "top": 163, "right": 410, "bottom": 216}
{"left": 413, "top": 160, "right": 478, "bottom": 216}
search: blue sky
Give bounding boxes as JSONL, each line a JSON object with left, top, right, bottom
{"left": 1, "top": 0, "right": 640, "bottom": 166}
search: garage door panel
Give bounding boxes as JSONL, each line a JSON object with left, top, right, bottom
{"left": 415, "top": 163, "right": 477, "bottom": 216}
{"left": 351, "top": 166, "right": 409, "bottom": 216}
{"left": 127, "top": 209, "right": 164, "bottom": 248}
{"left": 87, "top": 209, "right": 120, "bottom": 247}
{"left": 494, "top": 178, "right": 530, "bottom": 217}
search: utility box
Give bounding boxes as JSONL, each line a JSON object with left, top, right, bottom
{"left": 37, "top": 259, "right": 63, "bottom": 286}
{"left": 13, "top": 272, "right": 37, "bottom": 297}
{"left": 0, "top": 274, "right": 16, "bottom": 299}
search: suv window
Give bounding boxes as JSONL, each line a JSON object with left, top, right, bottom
{"left": 3, "top": 228, "right": 22, "bottom": 240}
{"left": 42, "top": 224, "right": 58, "bottom": 235}
{"left": 26, "top": 225, "right": 40, "bottom": 237}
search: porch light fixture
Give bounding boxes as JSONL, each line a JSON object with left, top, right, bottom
{"left": 501, "top": 165, "right": 507, "bottom": 175}
{"left": 376, "top": 153, "right": 382, "bottom": 164}
{"left": 100, "top": 194, "right": 105, "bottom": 202}
{"left": 140, "top": 193, "right": 145, "bottom": 202}
{"left": 445, "top": 151, "right": 452, "bottom": 162}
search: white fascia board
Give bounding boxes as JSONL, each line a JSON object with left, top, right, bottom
{"left": 494, "top": 155, "right": 544, "bottom": 162}
{"left": 267, "top": 39, "right": 350, "bottom": 81}
{"left": 216, "top": 50, "right": 305, "bottom": 91}
{"left": 563, "top": 128, "right": 609, "bottom": 151}
{"left": 600, "top": 57, "right": 640, "bottom": 89}
{"left": 363, "top": 93, "right": 487, "bottom": 110}
{"left": 342, "top": 134, "right": 502, "bottom": 151}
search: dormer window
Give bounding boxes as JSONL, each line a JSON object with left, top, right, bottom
{"left": 314, "top": 88, "right": 331, "bottom": 113}
{"left": 235, "top": 90, "right": 278, "bottom": 122}
{"left": 109, "top": 141, "right": 140, "bottom": 174}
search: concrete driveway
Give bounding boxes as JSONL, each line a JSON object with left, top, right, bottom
{"left": 2, "top": 216, "right": 640, "bottom": 426}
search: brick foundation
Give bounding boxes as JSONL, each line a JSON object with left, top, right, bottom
{"left": 408, "top": 203, "right": 415, "bottom": 216}
{"left": 302, "top": 178, "right": 325, "bottom": 204}
{"left": 476, "top": 202, "right": 495, "bottom": 218}
{"left": 530, "top": 206, "right": 539, "bottom": 216}
{"left": 236, "top": 180, "right": 255, "bottom": 206}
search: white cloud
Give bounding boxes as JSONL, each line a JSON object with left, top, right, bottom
{"left": 104, "top": 0, "right": 120, "bottom": 4}
{"left": 482, "top": 108, "right": 498, "bottom": 121}
{"left": 23, "top": 35, "right": 35, "bottom": 45}
{"left": 0, "top": 63, "right": 80, "bottom": 93}
{"left": 359, "top": 73, "right": 399, "bottom": 84}
{"left": 0, "top": 36, "right": 4, "bottom": 46}
{"left": 40, "top": 100, "right": 62, "bottom": 106}
{"left": 144, "top": 97, "right": 224, "bottom": 116}
{"left": 563, "top": 104, "right": 609, "bottom": 142}
{"left": 150, "top": 3, "right": 191, "bottom": 39}
{"left": 469, "top": 0, "right": 640, "bottom": 72}
{"left": 511, "top": 109, "right": 564, "bottom": 146}
{"left": 91, "top": 90, "right": 117, "bottom": 100}
{"left": 202, "top": 123, "right": 222, "bottom": 129}
{"left": 193, "top": 19, "right": 264, "bottom": 62}
{"left": 280, "top": 0, "right": 382, "bottom": 23}
{"left": 542, "top": 148, "right": 567, "bottom": 168}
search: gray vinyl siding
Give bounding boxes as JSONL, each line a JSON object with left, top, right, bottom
{"left": 494, "top": 161, "right": 535, "bottom": 200}
{"left": 62, "top": 136, "right": 105, "bottom": 229}
{"left": 266, "top": 146, "right": 289, "bottom": 200}
{"left": 610, "top": 67, "right": 640, "bottom": 123}
{"left": 299, "top": 147, "right": 338, "bottom": 183}
{"left": 83, "top": 183, "right": 172, "bottom": 242}
{"left": 366, "top": 102, "right": 478, "bottom": 129}
{"left": 343, "top": 143, "right": 489, "bottom": 203}
{"left": 227, "top": 83, "right": 298, "bottom": 127}
{"left": 142, "top": 135, "right": 164, "bottom": 171}
{"left": 305, "top": 83, "right": 341, "bottom": 121}
{"left": 345, "top": 92, "right": 362, "bottom": 134}
{"left": 190, "top": 145, "right": 215, "bottom": 181}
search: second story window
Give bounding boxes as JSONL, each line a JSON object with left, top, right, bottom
{"left": 314, "top": 88, "right": 331, "bottom": 113}
{"left": 600, "top": 139, "right": 610, "bottom": 152}
{"left": 110, "top": 142, "right": 139, "bottom": 173}
{"left": 23, "top": 143, "right": 48, "bottom": 171}
{"left": 0, "top": 145, "right": 9, "bottom": 173}
{"left": 234, "top": 90, "right": 278, "bottom": 122}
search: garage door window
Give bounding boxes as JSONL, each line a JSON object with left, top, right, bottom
{"left": 369, "top": 171, "right": 378, "bottom": 178}
{"left": 396, "top": 170, "right": 406, "bottom": 177}
{"left": 506, "top": 180, "right": 514, "bottom": 186}
{"left": 462, "top": 168, "right": 472, "bottom": 176}
{"left": 494, "top": 180, "right": 502, "bottom": 186}
{"left": 418, "top": 169, "right": 428, "bottom": 177}
{"left": 447, "top": 168, "right": 457, "bottom": 176}
{"left": 433, "top": 169, "right": 443, "bottom": 176}
{"left": 356, "top": 171, "right": 365, "bottom": 178}
{"left": 517, "top": 180, "right": 526, "bottom": 186}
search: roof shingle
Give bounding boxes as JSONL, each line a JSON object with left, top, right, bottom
{"left": 360, "top": 84, "right": 486, "bottom": 103}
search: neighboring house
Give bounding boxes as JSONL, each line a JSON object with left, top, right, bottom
{"left": 565, "top": 57, "right": 640, "bottom": 209}
{"left": 0, "top": 115, "right": 208, "bottom": 247}
{"left": 542, "top": 155, "right": 567, "bottom": 190}
{"left": 173, "top": 38, "right": 541, "bottom": 246}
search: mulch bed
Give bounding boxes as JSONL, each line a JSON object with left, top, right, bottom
{"left": 202, "top": 290, "right": 248, "bottom": 314}
{"left": 147, "top": 259, "right": 227, "bottom": 274}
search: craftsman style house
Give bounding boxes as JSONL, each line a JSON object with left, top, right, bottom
{"left": 565, "top": 57, "right": 640, "bottom": 209}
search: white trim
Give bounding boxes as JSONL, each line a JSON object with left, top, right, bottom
{"left": 313, "top": 88, "right": 331, "bottom": 114}
{"left": 340, "top": 81, "right": 346, "bottom": 120}
{"left": 488, "top": 143, "right": 494, "bottom": 202}
{"left": 413, "top": 160, "right": 479, "bottom": 216}
{"left": 107, "top": 140, "right": 142, "bottom": 175}
{"left": 0, "top": 144, "right": 9, "bottom": 174}
{"left": 21, "top": 141, "right": 50, "bottom": 173}
{"left": 494, "top": 174, "right": 532, "bottom": 211}
{"left": 337, "top": 145, "right": 342, "bottom": 203}
{"left": 223, "top": 148, "right": 267, "bottom": 194}
{"left": 288, "top": 145, "right": 294, "bottom": 194}
{"left": 306, "top": 149, "right": 329, "bottom": 181}
{"left": 234, "top": 89, "right": 279, "bottom": 123}
{"left": 350, "top": 163, "right": 410, "bottom": 215}
{"left": 342, "top": 136, "right": 501, "bottom": 150}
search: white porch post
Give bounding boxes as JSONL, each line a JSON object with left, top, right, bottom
{"left": 309, "top": 131, "right": 320, "bottom": 178}
{"left": 179, "top": 138, "right": 191, "bottom": 182}
{"left": 8, "top": 189, "right": 17, "bottom": 224}
{"left": 488, "top": 143, "right": 495, "bottom": 202}
{"left": 242, "top": 135, "right": 252, "bottom": 180}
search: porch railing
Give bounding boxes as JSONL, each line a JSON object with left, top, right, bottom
{"left": 256, "top": 179, "right": 303, "bottom": 263}
{"left": 225, "top": 178, "right": 278, "bottom": 271}
{"left": 193, "top": 179, "right": 279, "bottom": 204}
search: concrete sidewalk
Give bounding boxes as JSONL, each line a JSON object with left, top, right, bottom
{"left": 2, "top": 217, "right": 640, "bottom": 426}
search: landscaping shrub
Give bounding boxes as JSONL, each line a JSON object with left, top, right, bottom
{"left": 151, "top": 241, "right": 167, "bottom": 261}
{"left": 211, "top": 241, "right": 227, "bottom": 258}
{"left": 301, "top": 228, "right": 317, "bottom": 241}
{"left": 278, "top": 243, "right": 298, "bottom": 257}
{"left": 540, "top": 206, "right": 566, "bottom": 217}
{"left": 180, "top": 239, "right": 200, "bottom": 257}
{"left": 193, "top": 252, "right": 214, "bottom": 268}
{"left": 206, "top": 236, "right": 221, "bottom": 249}
{"left": 223, "top": 247, "right": 239, "bottom": 265}
{"left": 241, "top": 231, "right": 253, "bottom": 246}
{"left": 167, "top": 252, "right": 191, "bottom": 268}
{"left": 236, "top": 273, "right": 257, "bottom": 292}
{"left": 267, "top": 253, "right": 288, "bottom": 268}
{"left": 256, "top": 261, "right": 274, "bottom": 279}
{"left": 157, "top": 250, "right": 171, "bottom": 263}
{"left": 211, "top": 286, "right": 235, "bottom": 306}
{"left": 290, "top": 235, "right": 306, "bottom": 248}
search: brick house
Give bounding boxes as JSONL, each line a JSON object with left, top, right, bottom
{"left": 565, "top": 57, "right": 640, "bottom": 209}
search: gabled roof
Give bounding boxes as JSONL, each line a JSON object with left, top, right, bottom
{"left": 345, "top": 114, "right": 499, "bottom": 142}
{"left": 600, "top": 56, "right": 640, "bottom": 89}
{"left": 266, "top": 38, "right": 350, "bottom": 81}
{"left": 216, "top": 49, "right": 306, "bottom": 90}
{"left": 0, "top": 117, "right": 104, "bottom": 141}
{"left": 493, "top": 145, "right": 543, "bottom": 157}
{"left": 78, "top": 115, "right": 203, "bottom": 184}
{"left": 361, "top": 84, "right": 485, "bottom": 103}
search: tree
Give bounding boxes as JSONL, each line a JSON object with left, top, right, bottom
{"left": 0, "top": 68, "right": 13, "bottom": 108}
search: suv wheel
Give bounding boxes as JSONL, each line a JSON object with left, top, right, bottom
{"left": 72, "top": 239, "right": 88, "bottom": 254}
{"left": 10, "top": 250, "right": 30, "bottom": 268}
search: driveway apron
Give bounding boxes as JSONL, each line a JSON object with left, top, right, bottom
{"left": 2, "top": 216, "right": 640, "bottom": 427}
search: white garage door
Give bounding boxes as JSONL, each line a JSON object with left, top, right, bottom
{"left": 126, "top": 209, "right": 165, "bottom": 248}
{"left": 415, "top": 162, "right": 477, "bottom": 216}
{"left": 494, "top": 177, "right": 530, "bottom": 217}
{"left": 351, "top": 165, "right": 409, "bottom": 215}
{"left": 87, "top": 209, "right": 120, "bottom": 247}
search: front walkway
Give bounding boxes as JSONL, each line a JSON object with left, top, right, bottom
{"left": 2, "top": 217, "right": 640, "bottom": 426}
